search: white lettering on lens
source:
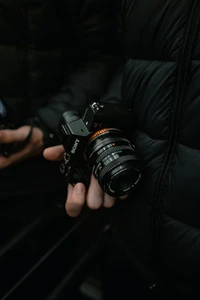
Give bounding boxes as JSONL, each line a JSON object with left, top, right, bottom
{"left": 71, "top": 138, "right": 80, "bottom": 154}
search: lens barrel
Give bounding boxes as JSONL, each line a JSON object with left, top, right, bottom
{"left": 85, "top": 128, "right": 141, "bottom": 197}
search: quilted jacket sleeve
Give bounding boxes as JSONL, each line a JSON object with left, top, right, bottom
{"left": 36, "top": 0, "right": 121, "bottom": 135}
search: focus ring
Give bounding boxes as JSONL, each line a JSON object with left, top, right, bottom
{"left": 95, "top": 145, "right": 134, "bottom": 165}
{"left": 98, "top": 155, "right": 137, "bottom": 183}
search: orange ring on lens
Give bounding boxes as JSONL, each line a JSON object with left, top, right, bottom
{"left": 89, "top": 128, "right": 109, "bottom": 141}
{"left": 84, "top": 129, "right": 110, "bottom": 161}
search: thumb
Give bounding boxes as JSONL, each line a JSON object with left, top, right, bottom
{"left": 43, "top": 145, "right": 65, "bottom": 161}
{"left": 0, "top": 127, "right": 31, "bottom": 144}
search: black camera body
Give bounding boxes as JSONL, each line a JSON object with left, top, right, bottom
{"left": 58, "top": 102, "right": 141, "bottom": 197}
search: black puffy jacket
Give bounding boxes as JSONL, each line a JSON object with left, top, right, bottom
{"left": 0, "top": 0, "right": 118, "bottom": 195}
{"left": 110, "top": 0, "right": 200, "bottom": 296}
{"left": 0, "top": 0, "right": 117, "bottom": 130}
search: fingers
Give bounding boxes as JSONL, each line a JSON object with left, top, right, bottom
{"left": 119, "top": 195, "right": 128, "bottom": 200}
{"left": 86, "top": 175, "right": 104, "bottom": 209}
{"left": 65, "top": 183, "right": 86, "bottom": 217}
{"left": 103, "top": 193, "right": 116, "bottom": 208}
{"left": 0, "top": 126, "right": 31, "bottom": 143}
{"left": 0, "top": 130, "right": 16, "bottom": 143}
{"left": 43, "top": 145, "right": 65, "bottom": 161}
{"left": 64, "top": 179, "right": 128, "bottom": 217}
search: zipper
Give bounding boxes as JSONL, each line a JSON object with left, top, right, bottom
{"left": 152, "top": 0, "right": 200, "bottom": 244}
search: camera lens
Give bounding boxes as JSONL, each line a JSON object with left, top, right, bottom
{"left": 84, "top": 128, "right": 141, "bottom": 197}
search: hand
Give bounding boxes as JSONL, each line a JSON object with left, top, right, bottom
{"left": 0, "top": 126, "right": 44, "bottom": 169}
{"left": 44, "top": 145, "right": 128, "bottom": 217}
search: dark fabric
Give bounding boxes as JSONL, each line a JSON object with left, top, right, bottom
{"left": 0, "top": 189, "right": 73, "bottom": 298}
{"left": 0, "top": 188, "right": 67, "bottom": 245}
{"left": 0, "top": 0, "right": 119, "bottom": 132}
{"left": 0, "top": 157, "right": 66, "bottom": 196}
{"left": 103, "top": 0, "right": 200, "bottom": 295}
{"left": 37, "top": 0, "right": 120, "bottom": 131}
{"left": 101, "top": 231, "right": 158, "bottom": 300}
{"left": 0, "top": 0, "right": 118, "bottom": 195}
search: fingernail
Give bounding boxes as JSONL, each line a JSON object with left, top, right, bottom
{"left": 75, "top": 183, "right": 85, "bottom": 194}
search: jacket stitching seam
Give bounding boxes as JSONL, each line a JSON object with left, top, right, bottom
{"left": 152, "top": 0, "right": 199, "bottom": 245}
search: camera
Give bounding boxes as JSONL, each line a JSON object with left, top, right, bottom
{"left": 58, "top": 102, "right": 141, "bottom": 197}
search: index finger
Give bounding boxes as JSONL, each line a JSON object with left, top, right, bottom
{"left": 0, "top": 128, "right": 26, "bottom": 143}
